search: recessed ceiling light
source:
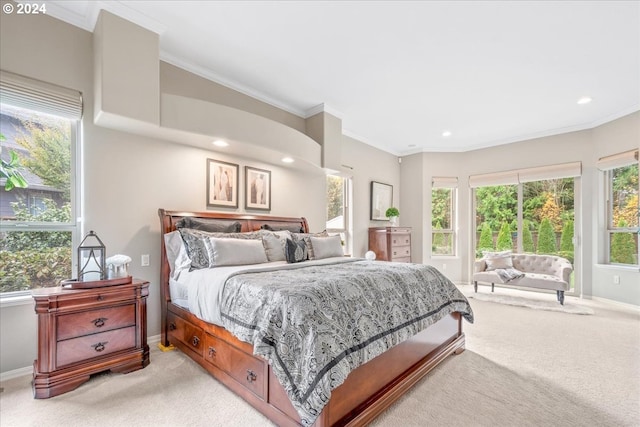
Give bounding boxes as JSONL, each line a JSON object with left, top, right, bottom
{"left": 212, "top": 139, "right": 229, "bottom": 147}
{"left": 442, "top": 131, "right": 452, "bottom": 137}
{"left": 281, "top": 157, "right": 294, "bottom": 163}
{"left": 577, "top": 96, "right": 592, "bottom": 105}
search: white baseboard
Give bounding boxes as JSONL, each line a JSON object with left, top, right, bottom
{"left": 590, "top": 296, "right": 640, "bottom": 313}
{"left": 1, "top": 334, "right": 163, "bottom": 381}
{"left": 0, "top": 366, "right": 32, "bottom": 382}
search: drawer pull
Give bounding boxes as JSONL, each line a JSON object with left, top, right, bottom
{"left": 208, "top": 346, "right": 216, "bottom": 358}
{"left": 92, "top": 341, "right": 109, "bottom": 352}
{"left": 92, "top": 317, "right": 107, "bottom": 328}
{"left": 169, "top": 323, "right": 177, "bottom": 331}
{"left": 246, "top": 369, "right": 257, "bottom": 383}
{"left": 191, "top": 336, "right": 200, "bottom": 347}
{"left": 97, "top": 295, "right": 104, "bottom": 301}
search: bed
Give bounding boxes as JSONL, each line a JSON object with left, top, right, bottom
{"left": 158, "top": 209, "right": 473, "bottom": 426}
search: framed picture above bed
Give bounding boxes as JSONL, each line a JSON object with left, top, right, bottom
{"left": 206, "top": 159, "right": 239, "bottom": 208}
{"left": 245, "top": 166, "right": 271, "bottom": 211}
{"left": 371, "top": 181, "right": 393, "bottom": 220}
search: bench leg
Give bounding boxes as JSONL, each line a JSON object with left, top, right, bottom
{"left": 473, "top": 281, "right": 478, "bottom": 293}
{"left": 557, "top": 290, "right": 565, "bottom": 305}
{"left": 491, "top": 283, "right": 494, "bottom": 292}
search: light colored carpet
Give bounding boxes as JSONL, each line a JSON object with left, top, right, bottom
{"left": 1, "top": 286, "right": 638, "bottom": 427}
{"left": 467, "top": 291, "right": 595, "bottom": 315}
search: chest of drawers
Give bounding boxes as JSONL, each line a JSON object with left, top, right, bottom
{"left": 368, "top": 227, "right": 412, "bottom": 262}
{"left": 32, "top": 279, "right": 149, "bottom": 398}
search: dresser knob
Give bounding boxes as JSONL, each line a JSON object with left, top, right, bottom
{"left": 93, "top": 317, "right": 107, "bottom": 328}
{"left": 208, "top": 347, "right": 216, "bottom": 358}
{"left": 246, "top": 370, "right": 257, "bottom": 383}
{"left": 97, "top": 295, "right": 104, "bottom": 301}
{"left": 169, "top": 323, "right": 177, "bottom": 331}
{"left": 191, "top": 336, "right": 200, "bottom": 347}
{"left": 92, "top": 341, "right": 108, "bottom": 352}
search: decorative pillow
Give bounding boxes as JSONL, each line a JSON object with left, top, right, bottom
{"left": 261, "top": 230, "right": 291, "bottom": 261}
{"left": 175, "top": 217, "right": 241, "bottom": 233}
{"left": 285, "top": 238, "right": 307, "bottom": 263}
{"left": 163, "top": 231, "right": 191, "bottom": 278}
{"left": 309, "top": 235, "right": 344, "bottom": 260}
{"left": 178, "top": 229, "right": 210, "bottom": 270}
{"left": 261, "top": 223, "right": 305, "bottom": 233}
{"left": 206, "top": 237, "right": 268, "bottom": 267}
{"left": 178, "top": 228, "right": 263, "bottom": 269}
{"left": 292, "top": 230, "right": 329, "bottom": 260}
{"left": 484, "top": 254, "right": 513, "bottom": 271}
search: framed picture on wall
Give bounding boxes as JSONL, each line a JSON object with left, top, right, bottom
{"left": 206, "top": 159, "right": 239, "bottom": 208}
{"left": 245, "top": 166, "right": 271, "bottom": 211}
{"left": 370, "top": 181, "right": 393, "bottom": 220}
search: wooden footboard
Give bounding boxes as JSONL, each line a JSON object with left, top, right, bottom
{"left": 158, "top": 209, "right": 465, "bottom": 426}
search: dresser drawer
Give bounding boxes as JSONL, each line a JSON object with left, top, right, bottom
{"left": 167, "top": 312, "right": 204, "bottom": 357}
{"left": 203, "top": 333, "right": 265, "bottom": 399}
{"left": 57, "top": 304, "right": 135, "bottom": 340}
{"left": 57, "top": 326, "right": 136, "bottom": 367}
{"left": 390, "top": 246, "right": 411, "bottom": 259}
{"left": 390, "top": 234, "right": 411, "bottom": 247}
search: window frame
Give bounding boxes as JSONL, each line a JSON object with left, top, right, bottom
{"left": 0, "top": 101, "right": 81, "bottom": 300}
{"left": 431, "top": 178, "right": 457, "bottom": 257}
{"left": 604, "top": 164, "right": 639, "bottom": 266}
{"left": 326, "top": 174, "right": 352, "bottom": 255}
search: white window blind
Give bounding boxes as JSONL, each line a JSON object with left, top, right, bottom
{"left": 596, "top": 149, "right": 639, "bottom": 171}
{"left": 469, "top": 161, "right": 582, "bottom": 188}
{"left": 432, "top": 176, "right": 458, "bottom": 188}
{"left": 0, "top": 70, "right": 82, "bottom": 119}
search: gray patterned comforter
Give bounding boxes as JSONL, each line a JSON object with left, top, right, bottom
{"left": 219, "top": 259, "right": 474, "bottom": 426}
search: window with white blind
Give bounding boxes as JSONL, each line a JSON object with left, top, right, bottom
{"left": 326, "top": 174, "right": 351, "bottom": 254}
{"left": 598, "top": 150, "right": 639, "bottom": 266}
{"left": 0, "top": 70, "right": 82, "bottom": 296}
{"left": 431, "top": 177, "right": 457, "bottom": 256}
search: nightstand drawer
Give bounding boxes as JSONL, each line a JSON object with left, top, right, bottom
{"left": 58, "top": 304, "right": 135, "bottom": 340}
{"left": 54, "top": 288, "right": 139, "bottom": 311}
{"left": 57, "top": 326, "right": 136, "bottom": 367}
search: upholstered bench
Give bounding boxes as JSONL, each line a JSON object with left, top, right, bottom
{"left": 473, "top": 253, "right": 573, "bottom": 304}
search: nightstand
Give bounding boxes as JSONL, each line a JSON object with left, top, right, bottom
{"left": 32, "top": 279, "right": 149, "bottom": 398}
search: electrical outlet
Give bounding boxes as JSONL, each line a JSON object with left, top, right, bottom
{"left": 141, "top": 254, "right": 150, "bottom": 267}
{"left": 613, "top": 275, "right": 620, "bottom": 285}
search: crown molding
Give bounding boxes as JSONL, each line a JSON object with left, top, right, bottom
{"left": 304, "top": 103, "right": 344, "bottom": 119}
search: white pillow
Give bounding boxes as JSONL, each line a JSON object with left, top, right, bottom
{"left": 206, "top": 237, "right": 268, "bottom": 267}
{"left": 309, "top": 235, "right": 344, "bottom": 260}
{"left": 164, "top": 231, "right": 191, "bottom": 279}
{"left": 261, "top": 230, "right": 291, "bottom": 261}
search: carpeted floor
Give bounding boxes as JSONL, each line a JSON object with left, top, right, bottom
{"left": 1, "top": 286, "right": 639, "bottom": 427}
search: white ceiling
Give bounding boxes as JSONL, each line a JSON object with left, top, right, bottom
{"left": 39, "top": 0, "right": 640, "bottom": 155}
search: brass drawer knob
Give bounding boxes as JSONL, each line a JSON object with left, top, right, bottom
{"left": 191, "top": 336, "right": 200, "bottom": 347}
{"left": 246, "top": 369, "right": 257, "bottom": 383}
{"left": 208, "top": 346, "right": 216, "bottom": 358}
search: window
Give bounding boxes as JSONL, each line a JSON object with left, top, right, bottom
{"left": 326, "top": 175, "right": 351, "bottom": 253}
{"left": 0, "top": 71, "right": 81, "bottom": 296}
{"left": 599, "top": 150, "right": 639, "bottom": 265}
{"left": 431, "top": 177, "right": 457, "bottom": 256}
{"left": 470, "top": 162, "right": 580, "bottom": 292}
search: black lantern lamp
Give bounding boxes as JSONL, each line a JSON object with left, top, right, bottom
{"left": 78, "top": 230, "right": 106, "bottom": 282}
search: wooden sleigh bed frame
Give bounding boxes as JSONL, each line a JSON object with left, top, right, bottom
{"left": 158, "top": 209, "right": 466, "bottom": 426}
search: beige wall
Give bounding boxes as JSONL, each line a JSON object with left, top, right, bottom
{"left": 404, "top": 111, "right": 639, "bottom": 306}
{"left": 0, "top": 5, "right": 395, "bottom": 373}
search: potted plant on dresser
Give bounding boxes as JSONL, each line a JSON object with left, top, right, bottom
{"left": 385, "top": 207, "right": 399, "bottom": 226}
